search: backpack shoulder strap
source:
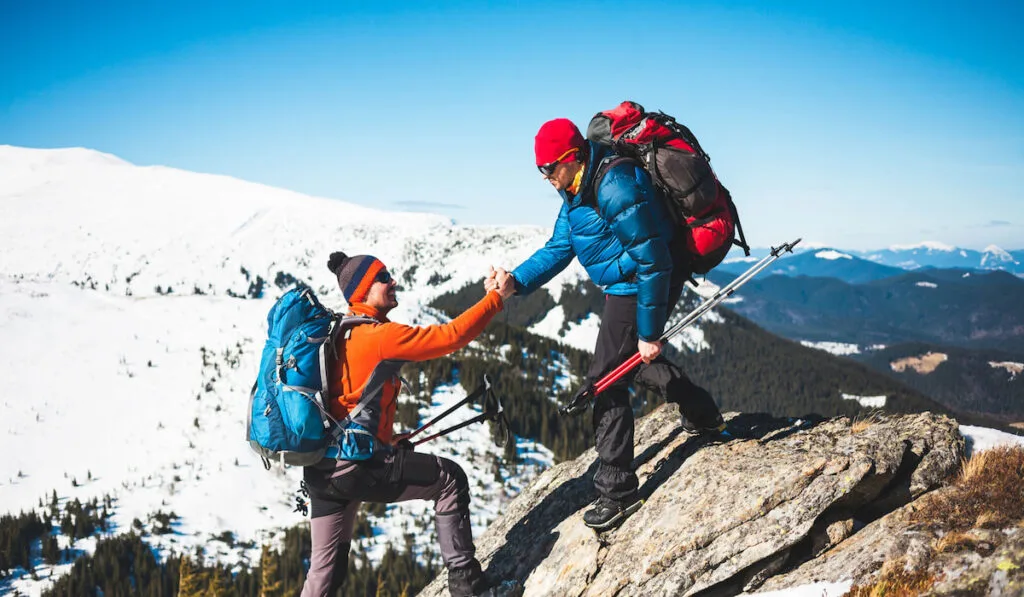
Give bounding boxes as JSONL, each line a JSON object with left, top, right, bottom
{"left": 338, "top": 315, "right": 378, "bottom": 338}
{"left": 587, "top": 155, "right": 640, "bottom": 213}
{"left": 327, "top": 315, "right": 384, "bottom": 427}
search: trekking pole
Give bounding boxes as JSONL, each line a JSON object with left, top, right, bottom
{"left": 402, "top": 375, "right": 492, "bottom": 442}
{"left": 414, "top": 392, "right": 508, "bottom": 447}
{"left": 560, "top": 238, "right": 802, "bottom": 416}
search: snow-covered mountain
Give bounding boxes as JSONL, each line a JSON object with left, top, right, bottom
{"left": 718, "top": 248, "right": 906, "bottom": 284}
{"left": 860, "top": 242, "right": 1022, "bottom": 274}
{"left": 720, "top": 241, "right": 1024, "bottom": 280}
{"left": 0, "top": 145, "right": 604, "bottom": 594}
{"left": 0, "top": 146, "right": 595, "bottom": 306}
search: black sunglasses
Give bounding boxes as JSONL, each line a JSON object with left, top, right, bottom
{"left": 538, "top": 161, "right": 560, "bottom": 177}
{"left": 375, "top": 270, "right": 393, "bottom": 284}
{"left": 537, "top": 149, "right": 579, "bottom": 177}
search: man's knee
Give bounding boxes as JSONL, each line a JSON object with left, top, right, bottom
{"left": 438, "top": 457, "right": 471, "bottom": 512}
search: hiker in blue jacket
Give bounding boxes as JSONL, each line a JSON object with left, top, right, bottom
{"left": 507, "top": 118, "right": 725, "bottom": 530}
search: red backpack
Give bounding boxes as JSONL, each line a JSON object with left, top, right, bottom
{"left": 587, "top": 101, "right": 750, "bottom": 274}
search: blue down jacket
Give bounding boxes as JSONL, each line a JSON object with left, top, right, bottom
{"left": 512, "top": 141, "right": 676, "bottom": 341}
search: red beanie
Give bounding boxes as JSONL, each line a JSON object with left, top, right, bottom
{"left": 534, "top": 118, "right": 584, "bottom": 166}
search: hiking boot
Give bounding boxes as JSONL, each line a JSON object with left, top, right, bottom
{"left": 583, "top": 495, "right": 643, "bottom": 531}
{"left": 681, "top": 414, "right": 729, "bottom": 438}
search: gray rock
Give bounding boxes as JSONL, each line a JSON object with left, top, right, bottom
{"left": 416, "top": 408, "right": 964, "bottom": 597}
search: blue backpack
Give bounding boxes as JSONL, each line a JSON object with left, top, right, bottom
{"left": 246, "top": 286, "right": 378, "bottom": 468}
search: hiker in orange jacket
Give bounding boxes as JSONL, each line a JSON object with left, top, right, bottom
{"left": 301, "top": 252, "right": 517, "bottom": 597}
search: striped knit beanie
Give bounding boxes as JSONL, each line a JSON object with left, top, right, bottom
{"left": 327, "top": 251, "right": 386, "bottom": 304}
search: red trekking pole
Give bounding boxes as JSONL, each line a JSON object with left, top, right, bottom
{"left": 559, "top": 238, "right": 801, "bottom": 416}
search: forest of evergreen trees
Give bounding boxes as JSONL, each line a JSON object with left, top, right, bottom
{"left": 855, "top": 341, "right": 1024, "bottom": 421}
{"left": 3, "top": 504, "right": 435, "bottom": 597}
{"left": 1, "top": 492, "right": 113, "bottom": 581}
{"left": 38, "top": 525, "right": 436, "bottom": 596}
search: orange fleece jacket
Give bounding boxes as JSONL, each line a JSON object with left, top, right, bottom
{"left": 328, "top": 290, "right": 504, "bottom": 444}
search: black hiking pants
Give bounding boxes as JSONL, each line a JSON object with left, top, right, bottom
{"left": 300, "top": 449, "right": 479, "bottom": 597}
{"left": 589, "top": 280, "right": 723, "bottom": 502}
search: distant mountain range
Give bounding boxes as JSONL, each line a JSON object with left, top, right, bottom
{"left": 710, "top": 244, "right": 1024, "bottom": 427}
{"left": 710, "top": 267, "right": 1024, "bottom": 355}
{"left": 862, "top": 242, "right": 1023, "bottom": 273}
{"left": 718, "top": 249, "right": 906, "bottom": 284}
{"left": 718, "top": 242, "right": 1024, "bottom": 281}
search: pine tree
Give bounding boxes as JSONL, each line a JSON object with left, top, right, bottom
{"left": 178, "top": 556, "right": 205, "bottom": 597}
{"left": 204, "top": 566, "right": 230, "bottom": 597}
{"left": 260, "top": 544, "right": 283, "bottom": 597}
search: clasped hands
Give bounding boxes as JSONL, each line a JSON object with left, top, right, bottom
{"left": 484, "top": 266, "right": 660, "bottom": 361}
{"left": 485, "top": 266, "right": 516, "bottom": 300}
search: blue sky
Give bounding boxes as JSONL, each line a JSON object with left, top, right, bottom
{"left": 2, "top": 0, "right": 1022, "bottom": 250}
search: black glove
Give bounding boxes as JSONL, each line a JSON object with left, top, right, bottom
{"left": 395, "top": 438, "right": 415, "bottom": 451}
{"left": 561, "top": 383, "right": 595, "bottom": 416}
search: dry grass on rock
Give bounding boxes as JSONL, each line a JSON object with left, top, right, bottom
{"left": 910, "top": 445, "right": 1024, "bottom": 533}
{"left": 847, "top": 559, "right": 937, "bottom": 597}
{"left": 850, "top": 446, "right": 1024, "bottom": 596}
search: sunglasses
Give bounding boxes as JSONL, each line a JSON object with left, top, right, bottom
{"left": 375, "top": 270, "right": 393, "bottom": 284}
{"left": 538, "top": 148, "right": 579, "bottom": 177}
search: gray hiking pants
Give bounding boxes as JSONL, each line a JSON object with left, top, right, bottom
{"left": 300, "top": 448, "right": 478, "bottom": 597}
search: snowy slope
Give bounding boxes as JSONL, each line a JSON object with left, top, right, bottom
{"left": 0, "top": 145, "right": 591, "bottom": 310}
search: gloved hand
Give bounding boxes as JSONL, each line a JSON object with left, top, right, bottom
{"left": 561, "top": 382, "right": 595, "bottom": 416}
{"left": 392, "top": 433, "right": 415, "bottom": 451}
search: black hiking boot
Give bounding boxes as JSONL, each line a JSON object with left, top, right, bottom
{"left": 681, "top": 413, "right": 729, "bottom": 438}
{"left": 583, "top": 495, "right": 644, "bottom": 531}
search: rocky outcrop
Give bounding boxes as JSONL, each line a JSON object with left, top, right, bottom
{"left": 418, "top": 407, "right": 965, "bottom": 596}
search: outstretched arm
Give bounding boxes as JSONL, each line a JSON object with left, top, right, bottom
{"left": 377, "top": 273, "right": 514, "bottom": 362}
{"left": 510, "top": 203, "right": 575, "bottom": 295}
